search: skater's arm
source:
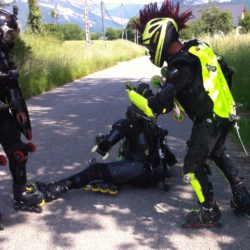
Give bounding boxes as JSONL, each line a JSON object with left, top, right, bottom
{"left": 97, "top": 119, "right": 130, "bottom": 156}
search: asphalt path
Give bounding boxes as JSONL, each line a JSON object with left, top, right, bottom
{"left": 0, "top": 56, "right": 250, "bottom": 249}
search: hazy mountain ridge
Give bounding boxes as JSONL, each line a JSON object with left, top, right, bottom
{"left": 3, "top": 0, "right": 249, "bottom": 32}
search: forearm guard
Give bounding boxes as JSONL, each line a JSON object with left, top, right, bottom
{"left": 7, "top": 79, "right": 26, "bottom": 112}
{"left": 148, "top": 83, "right": 176, "bottom": 115}
{"left": 97, "top": 119, "right": 128, "bottom": 156}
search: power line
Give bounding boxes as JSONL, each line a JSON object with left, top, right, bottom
{"left": 84, "top": 0, "right": 91, "bottom": 44}
{"left": 103, "top": 4, "right": 120, "bottom": 27}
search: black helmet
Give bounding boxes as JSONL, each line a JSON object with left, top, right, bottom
{"left": 0, "top": 8, "right": 19, "bottom": 49}
{"left": 141, "top": 18, "right": 178, "bottom": 67}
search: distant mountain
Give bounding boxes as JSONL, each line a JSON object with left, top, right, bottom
{"left": 2, "top": 0, "right": 250, "bottom": 32}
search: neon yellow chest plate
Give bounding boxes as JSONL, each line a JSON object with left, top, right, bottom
{"left": 189, "top": 44, "right": 236, "bottom": 118}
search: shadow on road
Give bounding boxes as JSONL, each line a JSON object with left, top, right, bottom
{"left": 0, "top": 77, "right": 250, "bottom": 249}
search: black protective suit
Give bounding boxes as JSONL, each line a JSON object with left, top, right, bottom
{"left": 0, "top": 8, "right": 44, "bottom": 228}
{"left": 36, "top": 105, "right": 177, "bottom": 202}
{"left": 147, "top": 39, "right": 250, "bottom": 215}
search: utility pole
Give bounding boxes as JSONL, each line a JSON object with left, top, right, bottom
{"left": 120, "top": 3, "right": 124, "bottom": 40}
{"left": 84, "top": 0, "right": 90, "bottom": 44}
{"left": 100, "top": 1, "right": 106, "bottom": 48}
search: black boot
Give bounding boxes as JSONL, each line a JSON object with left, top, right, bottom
{"left": 13, "top": 183, "right": 45, "bottom": 213}
{"left": 36, "top": 180, "right": 70, "bottom": 202}
{"left": 230, "top": 182, "right": 250, "bottom": 216}
{"left": 182, "top": 201, "right": 222, "bottom": 228}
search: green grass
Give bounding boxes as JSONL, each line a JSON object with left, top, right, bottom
{"left": 202, "top": 34, "right": 250, "bottom": 110}
{"left": 12, "top": 34, "right": 145, "bottom": 98}
{"left": 202, "top": 34, "right": 250, "bottom": 151}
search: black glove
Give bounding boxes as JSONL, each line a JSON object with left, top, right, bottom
{"left": 95, "top": 133, "right": 106, "bottom": 145}
{"left": 97, "top": 140, "right": 111, "bottom": 156}
{"left": 136, "top": 82, "right": 154, "bottom": 99}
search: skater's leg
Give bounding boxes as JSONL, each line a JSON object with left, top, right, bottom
{"left": 37, "top": 160, "right": 149, "bottom": 201}
{"left": 37, "top": 162, "right": 117, "bottom": 201}
{"left": 1, "top": 115, "right": 44, "bottom": 212}
{"left": 210, "top": 133, "right": 250, "bottom": 216}
{"left": 182, "top": 119, "right": 222, "bottom": 228}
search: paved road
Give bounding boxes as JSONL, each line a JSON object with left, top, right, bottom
{"left": 0, "top": 56, "right": 250, "bottom": 250}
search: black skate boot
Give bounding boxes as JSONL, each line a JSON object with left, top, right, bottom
{"left": 36, "top": 181, "right": 69, "bottom": 202}
{"left": 13, "top": 183, "right": 45, "bottom": 213}
{"left": 83, "top": 181, "right": 119, "bottom": 195}
{"left": 182, "top": 201, "right": 222, "bottom": 228}
{"left": 230, "top": 183, "right": 250, "bottom": 217}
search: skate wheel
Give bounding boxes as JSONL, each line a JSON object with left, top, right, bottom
{"left": 91, "top": 186, "right": 100, "bottom": 192}
{"left": 108, "top": 186, "right": 118, "bottom": 195}
{"left": 25, "top": 185, "right": 34, "bottom": 192}
{"left": 14, "top": 151, "right": 25, "bottom": 162}
{"left": 83, "top": 185, "right": 92, "bottom": 191}
{"left": 100, "top": 187, "right": 109, "bottom": 194}
{"left": 26, "top": 143, "right": 36, "bottom": 153}
{"left": 39, "top": 200, "right": 46, "bottom": 207}
{"left": 0, "top": 155, "right": 7, "bottom": 166}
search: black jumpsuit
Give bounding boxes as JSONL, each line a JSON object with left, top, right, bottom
{"left": 148, "top": 39, "right": 243, "bottom": 205}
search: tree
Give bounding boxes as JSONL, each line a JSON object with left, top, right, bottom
{"left": 125, "top": 16, "right": 140, "bottom": 42}
{"left": 50, "top": 9, "right": 59, "bottom": 24}
{"left": 41, "top": 23, "right": 84, "bottom": 41}
{"left": 200, "top": 5, "right": 233, "bottom": 35}
{"left": 62, "top": 23, "right": 84, "bottom": 40}
{"left": 27, "top": 0, "right": 42, "bottom": 33}
{"left": 105, "top": 27, "right": 122, "bottom": 40}
{"left": 239, "top": 12, "right": 250, "bottom": 33}
{"left": 91, "top": 32, "right": 102, "bottom": 40}
{"left": 180, "top": 20, "right": 205, "bottom": 39}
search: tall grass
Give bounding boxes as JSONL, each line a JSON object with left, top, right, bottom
{"left": 202, "top": 34, "right": 250, "bottom": 148}
{"left": 12, "top": 34, "right": 145, "bottom": 98}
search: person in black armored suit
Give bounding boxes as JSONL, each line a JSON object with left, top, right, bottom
{"left": 36, "top": 83, "right": 177, "bottom": 202}
{"left": 128, "top": 0, "right": 250, "bottom": 228}
{"left": 0, "top": 7, "right": 44, "bottom": 229}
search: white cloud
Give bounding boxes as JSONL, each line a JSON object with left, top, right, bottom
{"left": 184, "top": 0, "right": 231, "bottom": 5}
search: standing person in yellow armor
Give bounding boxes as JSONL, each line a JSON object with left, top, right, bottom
{"left": 129, "top": 0, "right": 250, "bottom": 228}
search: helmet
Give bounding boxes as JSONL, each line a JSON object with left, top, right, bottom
{"left": 141, "top": 18, "right": 178, "bottom": 67}
{"left": 0, "top": 8, "right": 19, "bottom": 49}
